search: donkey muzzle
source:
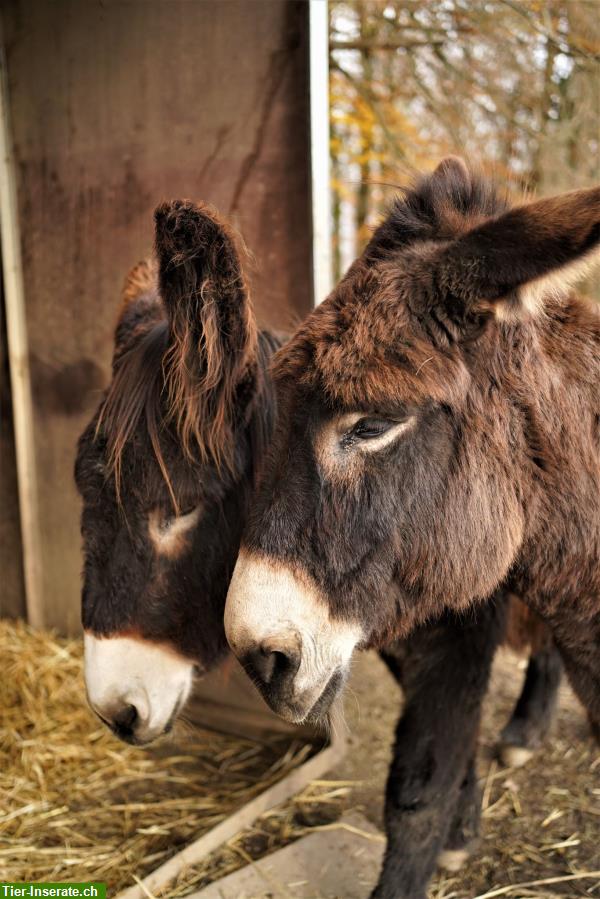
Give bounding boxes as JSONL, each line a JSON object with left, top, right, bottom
{"left": 224, "top": 549, "right": 363, "bottom": 723}
{"left": 84, "top": 631, "right": 194, "bottom": 744}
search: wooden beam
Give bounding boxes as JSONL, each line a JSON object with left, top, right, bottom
{"left": 309, "top": 0, "right": 333, "bottom": 306}
{"left": 0, "top": 22, "right": 44, "bottom": 627}
{"left": 2, "top": 1, "right": 313, "bottom": 632}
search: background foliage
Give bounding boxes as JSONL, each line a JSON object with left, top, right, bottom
{"left": 329, "top": 0, "right": 600, "bottom": 283}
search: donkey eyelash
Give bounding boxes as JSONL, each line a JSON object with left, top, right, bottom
{"left": 340, "top": 416, "right": 413, "bottom": 453}
{"left": 341, "top": 416, "right": 407, "bottom": 445}
{"left": 158, "top": 505, "right": 200, "bottom": 532}
{"left": 176, "top": 504, "right": 199, "bottom": 519}
{"left": 351, "top": 418, "right": 395, "bottom": 439}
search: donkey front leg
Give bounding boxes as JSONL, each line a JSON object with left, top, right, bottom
{"left": 437, "top": 755, "right": 480, "bottom": 872}
{"left": 372, "top": 597, "right": 507, "bottom": 899}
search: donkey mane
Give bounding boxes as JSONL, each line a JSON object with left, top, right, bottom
{"left": 98, "top": 318, "right": 275, "bottom": 511}
{"left": 97, "top": 318, "right": 172, "bottom": 504}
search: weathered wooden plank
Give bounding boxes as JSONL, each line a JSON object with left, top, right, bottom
{"left": 0, "top": 30, "right": 40, "bottom": 623}
{"left": 0, "top": 287, "right": 26, "bottom": 619}
{"left": 2, "top": 0, "right": 313, "bottom": 631}
{"left": 193, "top": 813, "right": 384, "bottom": 899}
{"left": 115, "top": 730, "right": 346, "bottom": 899}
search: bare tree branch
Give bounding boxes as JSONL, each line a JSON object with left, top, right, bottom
{"left": 497, "top": 0, "right": 600, "bottom": 61}
{"left": 331, "top": 39, "right": 446, "bottom": 51}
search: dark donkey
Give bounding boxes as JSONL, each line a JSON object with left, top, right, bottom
{"left": 224, "top": 159, "right": 600, "bottom": 896}
{"left": 75, "top": 200, "right": 277, "bottom": 744}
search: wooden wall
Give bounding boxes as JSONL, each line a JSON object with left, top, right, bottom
{"left": 1, "top": 0, "right": 314, "bottom": 633}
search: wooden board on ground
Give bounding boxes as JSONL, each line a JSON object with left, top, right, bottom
{"left": 191, "top": 813, "right": 385, "bottom": 899}
{"left": 115, "top": 682, "right": 346, "bottom": 899}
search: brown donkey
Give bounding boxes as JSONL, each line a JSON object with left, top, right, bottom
{"left": 75, "top": 200, "right": 278, "bottom": 744}
{"left": 224, "top": 159, "right": 600, "bottom": 896}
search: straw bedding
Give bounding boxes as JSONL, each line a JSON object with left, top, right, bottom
{"left": 0, "top": 619, "right": 322, "bottom": 895}
{"left": 5, "top": 619, "right": 597, "bottom": 898}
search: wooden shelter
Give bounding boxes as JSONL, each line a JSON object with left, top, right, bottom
{"left": 0, "top": 0, "right": 331, "bottom": 632}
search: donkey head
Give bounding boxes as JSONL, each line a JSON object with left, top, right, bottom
{"left": 225, "top": 158, "right": 600, "bottom": 723}
{"left": 75, "top": 201, "right": 271, "bottom": 744}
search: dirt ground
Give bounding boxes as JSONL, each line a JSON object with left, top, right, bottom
{"left": 329, "top": 648, "right": 599, "bottom": 898}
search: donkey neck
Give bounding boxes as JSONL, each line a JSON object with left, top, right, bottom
{"left": 501, "top": 295, "right": 600, "bottom": 607}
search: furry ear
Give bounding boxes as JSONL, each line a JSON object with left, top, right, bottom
{"left": 154, "top": 199, "right": 254, "bottom": 356}
{"left": 111, "top": 258, "right": 160, "bottom": 362}
{"left": 440, "top": 185, "right": 600, "bottom": 321}
{"left": 431, "top": 155, "right": 472, "bottom": 193}
{"left": 154, "top": 200, "right": 258, "bottom": 469}
{"left": 120, "top": 258, "right": 157, "bottom": 310}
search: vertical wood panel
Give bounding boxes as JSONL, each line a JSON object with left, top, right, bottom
{"left": 0, "top": 284, "right": 26, "bottom": 619}
{"left": 0, "top": 28, "right": 43, "bottom": 625}
{"left": 2, "top": 0, "right": 313, "bottom": 632}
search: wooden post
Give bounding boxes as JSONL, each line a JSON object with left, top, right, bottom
{"left": 0, "top": 27, "right": 44, "bottom": 626}
{"left": 309, "top": 0, "right": 333, "bottom": 305}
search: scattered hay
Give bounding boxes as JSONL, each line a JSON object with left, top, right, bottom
{"left": 426, "top": 650, "right": 600, "bottom": 899}
{"left": 0, "top": 620, "right": 329, "bottom": 895}
{"left": 5, "top": 620, "right": 596, "bottom": 899}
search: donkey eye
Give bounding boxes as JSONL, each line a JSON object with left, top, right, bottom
{"left": 159, "top": 505, "right": 198, "bottom": 531}
{"left": 351, "top": 418, "right": 395, "bottom": 440}
{"left": 178, "top": 504, "right": 198, "bottom": 518}
{"left": 149, "top": 504, "right": 201, "bottom": 557}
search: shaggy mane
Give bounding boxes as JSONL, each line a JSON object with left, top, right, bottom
{"left": 97, "top": 320, "right": 173, "bottom": 506}
{"left": 97, "top": 322, "right": 275, "bottom": 512}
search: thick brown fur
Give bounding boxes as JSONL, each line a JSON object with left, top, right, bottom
{"left": 240, "top": 158, "right": 600, "bottom": 725}
{"left": 229, "top": 160, "right": 599, "bottom": 898}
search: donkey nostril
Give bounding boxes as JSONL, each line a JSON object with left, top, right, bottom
{"left": 256, "top": 646, "right": 277, "bottom": 684}
{"left": 245, "top": 638, "right": 301, "bottom": 690}
{"left": 272, "top": 649, "right": 294, "bottom": 680}
{"left": 111, "top": 703, "right": 139, "bottom": 739}
{"left": 246, "top": 646, "right": 278, "bottom": 685}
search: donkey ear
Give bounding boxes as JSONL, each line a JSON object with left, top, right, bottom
{"left": 112, "top": 258, "right": 160, "bottom": 361}
{"left": 120, "top": 258, "right": 157, "bottom": 310}
{"left": 154, "top": 199, "right": 254, "bottom": 353}
{"left": 440, "top": 186, "right": 600, "bottom": 321}
{"left": 154, "top": 200, "right": 258, "bottom": 467}
{"left": 431, "top": 155, "right": 472, "bottom": 193}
